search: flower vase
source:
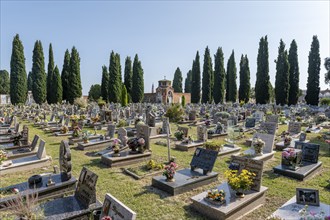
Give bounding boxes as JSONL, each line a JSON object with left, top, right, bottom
{"left": 166, "top": 177, "right": 175, "bottom": 182}
{"left": 254, "top": 144, "right": 264, "bottom": 156}
{"left": 83, "top": 139, "right": 89, "bottom": 144}
{"left": 235, "top": 190, "right": 245, "bottom": 198}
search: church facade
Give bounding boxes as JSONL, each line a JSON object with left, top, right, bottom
{"left": 143, "top": 79, "right": 191, "bottom": 104}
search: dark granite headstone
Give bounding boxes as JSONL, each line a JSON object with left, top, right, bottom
{"left": 190, "top": 148, "right": 218, "bottom": 175}
{"left": 301, "top": 143, "right": 320, "bottom": 163}
{"left": 74, "top": 167, "right": 98, "bottom": 208}
{"left": 299, "top": 133, "right": 307, "bottom": 142}
{"left": 245, "top": 118, "right": 256, "bottom": 128}
{"left": 59, "top": 140, "right": 72, "bottom": 181}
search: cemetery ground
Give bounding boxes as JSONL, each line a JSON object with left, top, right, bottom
{"left": 1, "top": 120, "right": 330, "bottom": 220}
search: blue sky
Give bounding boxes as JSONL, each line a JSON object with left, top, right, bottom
{"left": 1, "top": 1, "right": 329, "bottom": 95}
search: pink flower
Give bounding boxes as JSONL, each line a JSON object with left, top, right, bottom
{"left": 12, "top": 188, "right": 19, "bottom": 193}
{"left": 282, "top": 151, "right": 290, "bottom": 158}
{"left": 138, "top": 138, "right": 145, "bottom": 145}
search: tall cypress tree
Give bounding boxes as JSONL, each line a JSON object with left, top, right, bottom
{"left": 325, "top": 57, "right": 330, "bottom": 84}
{"left": 108, "top": 51, "right": 122, "bottom": 103}
{"left": 275, "top": 40, "right": 290, "bottom": 105}
{"left": 305, "top": 36, "right": 321, "bottom": 105}
{"left": 0, "top": 70, "right": 10, "bottom": 94}
{"left": 226, "top": 50, "right": 237, "bottom": 102}
{"left": 202, "top": 46, "right": 213, "bottom": 103}
{"left": 124, "top": 56, "right": 133, "bottom": 102}
{"left": 10, "top": 34, "right": 27, "bottom": 104}
{"left": 255, "top": 36, "right": 270, "bottom": 104}
{"left": 121, "top": 84, "right": 128, "bottom": 107}
{"left": 184, "top": 70, "right": 192, "bottom": 93}
{"left": 131, "top": 54, "right": 144, "bottom": 103}
{"left": 213, "top": 47, "right": 226, "bottom": 104}
{"left": 61, "top": 49, "right": 70, "bottom": 102}
{"left": 288, "top": 40, "right": 300, "bottom": 105}
{"left": 101, "top": 65, "right": 109, "bottom": 102}
{"left": 31, "top": 40, "right": 47, "bottom": 104}
{"left": 238, "top": 55, "right": 251, "bottom": 103}
{"left": 191, "top": 51, "right": 201, "bottom": 103}
{"left": 52, "top": 66, "right": 62, "bottom": 103}
{"left": 27, "top": 71, "right": 33, "bottom": 91}
{"left": 67, "top": 47, "right": 82, "bottom": 104}
{"left": 172, "top": 67, "right": 183, "bottom": 92}
{"left": 47, "top": 43, "right": 54, "bottom": 104}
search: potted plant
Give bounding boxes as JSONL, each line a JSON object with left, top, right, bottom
{"left": 61, "top": 125, "right": 69, "bottom": 134}
{"left": 112, "top": 139, "right": 120, "bottom": 157}
{"left": 281, "top": 148, "right": 301, "bottom": 170}
{"left": 11, "top": 133, "right": 22, "bottom": 146}
{"left": 163, "top": 162, "right": 178, "bottom": 182}
{"left": 82, "top": 131, "right": 90, "bottom": 143}
{"left": 0, "top": 150, "right": 7, "bottom": 165}
{"left": 204, "top": 189, "right": 226, "bottom": 205}
{"left": 284, "top": 135, "right": 292, "bottom": 147}
{"left": 72, "top": 126, "right": 81, "bottom": 138}
{"left": 224, "top": 169, "right": 255, "bottom": 198}
{"left": 253, "top": 138, "right": 265, "bottom": 156}
{"left": 128, "top": 137, "right": 146, "bottom": 153}
{"left": 174, "top": 130, "right": 185, "bottom": 141}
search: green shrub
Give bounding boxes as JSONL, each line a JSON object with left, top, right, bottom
{"left": 215, "top": 112, "right": 230, "bottom": 119}
{"left": 117, "top": 119, "right": 127, "bottom": 127}
{"left": 165, "top": 104, "right": 184, "bottom": 122}
{"left": 320, "top": 98, "right": 330, "bottom": 106}
{"left": 74, "top": 97, "right": 87, "bottom": 108}
{"left": 203, "top": 141, "right": 222, "bottom": 151}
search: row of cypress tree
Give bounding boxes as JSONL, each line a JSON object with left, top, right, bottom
{"left": 8, "top": 34, "right": 82, "bottom": 105}
{"left": 100, "top": 53, "right": 144, "bottom": 105}
{"left": 176, "top": 35, "right": 320, "bottom": 105}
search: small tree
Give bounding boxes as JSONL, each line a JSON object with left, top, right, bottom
{"left": 0, "top": 70, "right": 10, "bottom": 94}
{"left": 181, "top": 95, "right": 186, "bottom": 107}
{"left": 88, "top": 84, "right": 101, "bottom": 101}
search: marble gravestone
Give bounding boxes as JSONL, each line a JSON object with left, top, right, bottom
{"left": 197, "top": 125, "right": 207, "bottom": 142}
{"left": 177, "top": 126, "right": 189, "bottom": 138}
{"left": 100, "top": 193, "right": 136, "bottom": 220}
{"left": 259, "top": 122, "right": 277, "bottom": 135}
{"left": 230, "top": 155, "right": 264, "bottom": 191}
{"left": 117, "top": 128, "right": 128, "bottom": 147}
{"left": 265, "top": 115, "right": 279, "bottom": 124}
{"left": 288, "top": 122, "right": 301, "bottom": 135}
{"left": 136, "top": 124, "right": 150, "bottom": 151}
{"left": 191, "top": 156, "right": 268, "bottom": 220}
{"left": 274, "top": 142, "right": 322, "bottom": 180}
{"left": 152, "top": 148, "right": 219, "bottom": 196}
{"left": 108, "top": 124, "right": 116, "bottom": 139}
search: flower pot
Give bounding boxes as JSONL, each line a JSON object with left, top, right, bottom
{"left": 203, "top": 197, "right": 225, "bottom": 206}
{"left": 83, "top": 140, "right": 89, "bottom": 143}
{"left": 166, "top": 177, "right": 175, "bottom": 182}
{"left": 235, "top": 191, "right": 245, "bottom": 198}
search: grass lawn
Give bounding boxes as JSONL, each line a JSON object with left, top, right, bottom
{"left": 1, "top": 120, "right": 329, "bottom": 220}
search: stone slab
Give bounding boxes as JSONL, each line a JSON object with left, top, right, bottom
{"left": 151, "top": 168, "right": 218, "bottom": 196}
{"left": 68, "top": 135, "right": 101, "bottom": 145}
{"left": 0, "top": 174, "right": 77, "bottom": 210}
{"left": 101, "top": 151, "right": 152, "bottom": 167}
{"left": 275, "top": 139, "right": 310, "bottom": 151}
{"left": 218, "top": 145, "right": 241, "bottom": 157}
{"left": 270, "top": 196, "right": 330, "bottom": 219}
{"left": 191, "top": 182, "right": 268, "bottom": 220}
{"left": 208, "top": 133, "right": 228, "bottom": 140}
{"left": 273, "top": 161, "right": 322, "bottom": 181}
{"left": 77, "top": 139, "right": 112, "bottom": 151}
{"left": 40, "top": 195, "right": 102, "bottom": 220}
{"left": 175, "top": 141, "right": 204, "bottom": 151}
{"left": 0, "top": 156, "right": 51, "bottom": 176}
{"left": 242, "top": 149, "right": 275, "bottom": 162}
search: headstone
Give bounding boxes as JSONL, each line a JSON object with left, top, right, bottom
{"left": 301, "top": 143, "right": 320, "bottom": 163}
{"left": 245, "top": 118, "right": 256, "bottom": 128}
{"left": 197, "top": 125, "right": 207, "bottom": 142}
{"left": 162, "top": 117, "right": 171, "bottom": 135}
{"left": 74, "top": 167, "right": 98, "bottom": 208}
{"left": 299, "top": 133, "right": 307, "bottom": 142}
{"left": 189, "top": 110, "right": 196, "bottom": 121}
{"left": 108, "top": 124, "right": 116, "bottom": 139}
{"left": 288, "top": 122, "right": 301, "bottom": 134}
{"left": 190, "top": 148, "right": 218, "bottom": 175}
{"left": 230, "top": 155, "right": 264, "bottom": 191}
{"left": 260, "top": 122, "right": 277, "bottom": 135}
{"left": 30, "top": 135, "right": 40, "bottom": 151}
{"left": 178, "top": 126, "right": 188, "bottom": 137}
{"left": 254, "top": 111, "right": 264, "bottom": 122}
{"left": 36, "top": 140, "right": 46, "bottom": 159}
{"left": 266, "top": 115, "right": 279, "bottom": 124}
{"left": 59, "top": 140, "right": 72, "bottom": 181}
{"left": 253, "top": 133, "right": 275, "bottom": 154}
{"left": 136, "top": 124, "right": 150, "bottom": 150}
{"left": 118, "top": 128, "right": 128, "bottom": 146}
{"left": 100, "top": 193, "right": 137, "bottom": 220}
